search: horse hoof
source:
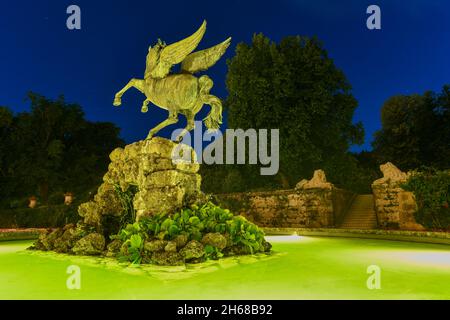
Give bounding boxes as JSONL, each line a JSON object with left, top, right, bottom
{"left": 113, "top": 98, "right": 122, "bottom": 106}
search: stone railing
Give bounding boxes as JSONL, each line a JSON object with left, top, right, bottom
{"left": 214, "top": 170, "right": 354, "bottom": 228}
{"left": 371, "top": 162, "right": 424, "bottom": 231}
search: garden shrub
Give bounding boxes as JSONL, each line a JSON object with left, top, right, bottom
{"left": 0, "top": 189, "right": 99, "bottom": 228}
{"left": 113, "top": 202, "right": 270, "bottom": 264}
{"left": 48, "top": 192, "right": 66, "bottom": 205}
{"left": 402, "top": 168, "right": 450, "bottom": 230}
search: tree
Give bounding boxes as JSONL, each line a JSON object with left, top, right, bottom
{"left": 0, "top": 107, "right": 14, "bottom": 199}
{"left": 0, "top": 93, "right": 124, "bottom": 205}
{"left": 373, "top": 85, "right": 450, "bottom": 171}
{"left": 61, "top": 121, "right": 124, "bottom": 194}
{"left": 222, "top": 33, "right": 363, "bottom": 189}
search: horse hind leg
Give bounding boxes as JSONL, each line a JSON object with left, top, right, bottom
{"left": 175, "top": 114, "right": 196, "bottom": 143}
{"left": 113, "top": 78, "right": 145, "bottom": 106}
{"left": 146, "top": 112, "right": 179, "bottom": 140}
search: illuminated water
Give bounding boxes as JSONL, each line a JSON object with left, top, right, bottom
{"left": 1, "top": 236, "right": 449, "bottom": 299}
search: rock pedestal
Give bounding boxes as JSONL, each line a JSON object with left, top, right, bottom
{"left": 78, "top": 137, "right": 204, "bottom": 227}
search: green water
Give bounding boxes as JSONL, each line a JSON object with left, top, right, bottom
{"left": 1, "top": 236, "right": 449, "bottom": 299}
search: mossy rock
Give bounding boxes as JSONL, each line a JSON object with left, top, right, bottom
{"left": 72, "top": 233, "right": 106, "bottom": 256}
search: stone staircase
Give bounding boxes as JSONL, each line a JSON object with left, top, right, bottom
{"left": 340, "top": 195, "right": 377, "bottom": 229}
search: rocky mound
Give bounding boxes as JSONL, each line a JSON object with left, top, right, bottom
{"left": 32, "top": 202, "right": 272, "bottom": 265}
{"left": 77, "top": 137, "right": 205, "bottom": 232}
{"left": 31, "top": 138, "right": 271, "bottom": 265}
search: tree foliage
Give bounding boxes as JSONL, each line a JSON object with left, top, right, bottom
{"left": 373, "top": 85, "right": 450, "bottom": 171}
{"left": 205, "top": 34, "right": 364, "bottom": 191}
{"left": 0, "top": 92, "right": 124, "bottom": 205}
{"left": 402, "top": 168, "right": 450, "bottom": 230}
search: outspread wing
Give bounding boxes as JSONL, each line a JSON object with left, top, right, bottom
{"left": 181, "top": 37, "right": 232, "bottom": 74}
{"left": 151, "top": 20, "right": 207, "bottom": 79}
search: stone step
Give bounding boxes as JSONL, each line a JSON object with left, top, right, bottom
{"left": 341, "top": 225, "right": 376, "bottom": 228}
{"left": 345, "top": 216, "right": 376, "bottom": 218}
{"left": 341, "top": 221, "right": 377, "bottom": 225}
{"left": 345, "top": 213, "right": 376, "bottom": 217}
{"left": 344, "top": 213, "right": 376, "bottom": 217}
{"left": 340, "top": 194, "right": 377, "bottom": 229}
{"left": 342, "top": 219, "right": 376, "bottom": 223}
{"left": 345, "top": 213, "right": 376, "bottom": 216}
{"left": 341, "top": 225, "right": 377, "bottom": 228}
{"left": 343, "top": 219, "right": 377, "bottom": 223}
{"left": 341, "top": 226, "right": 375, "bottom": 230}
{"left": 351, "top": 202, "right": 374, "bottom": 205}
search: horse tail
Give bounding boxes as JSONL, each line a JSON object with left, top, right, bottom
{"left": 199, "top": 75, "right": 223, "bottom": 131}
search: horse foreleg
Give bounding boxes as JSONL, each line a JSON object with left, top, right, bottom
{"left": 146, "top": 112, "right": 179, "bottom": 140}
{"left": 113, "top": 78, "right": 144, "bottom": 106}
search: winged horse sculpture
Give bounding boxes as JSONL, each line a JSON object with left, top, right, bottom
{"left": 113, "top": 20, "right": 231, "bottom": 141}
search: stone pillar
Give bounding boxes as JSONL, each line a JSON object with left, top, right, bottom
{"left": 372, "top": 162, "right": 424, "bottom": 230}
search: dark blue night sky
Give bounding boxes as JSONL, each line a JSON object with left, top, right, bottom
{"left": 1, "top": 0, "right": 449, "bottom": 151}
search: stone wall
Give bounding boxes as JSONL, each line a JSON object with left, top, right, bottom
{"left": 214, "top": 171, "right": 354, "bottom": 228}
{"left": 372, "top": 163, "right": 425, "bottom": 231}
{"left": 214, "top": 164, "right": 427, "bottom": 231}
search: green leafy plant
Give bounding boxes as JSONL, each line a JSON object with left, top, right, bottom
{"left": 113, "top": 202, "right": 270, "bottom": 265}
{"left": 204, "top": 244, "right": 224, "bottom": 260}
{"left": 115, "top": 222, "right": 145, "bottom": 264}
{"left": 402, "top": 168, "right": 450, "bottom": 230}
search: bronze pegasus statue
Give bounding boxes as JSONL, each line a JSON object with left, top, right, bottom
{"left": 113, "top": 20, "right": 231, "bottom": 141}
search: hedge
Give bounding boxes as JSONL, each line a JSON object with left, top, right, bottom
{"left": 0, "top": 204, "right": 79, "bottom": 228}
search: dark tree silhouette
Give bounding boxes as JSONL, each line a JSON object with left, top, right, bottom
{"left": 214, "top": 34, "right": 364, "bottom": 190}
{"left": 0, "top": 93, "right": 124, "bottom": 205}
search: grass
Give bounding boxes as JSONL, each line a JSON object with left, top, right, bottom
{"left": 0, "top": 236, "right": 449, "bottom": 299}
